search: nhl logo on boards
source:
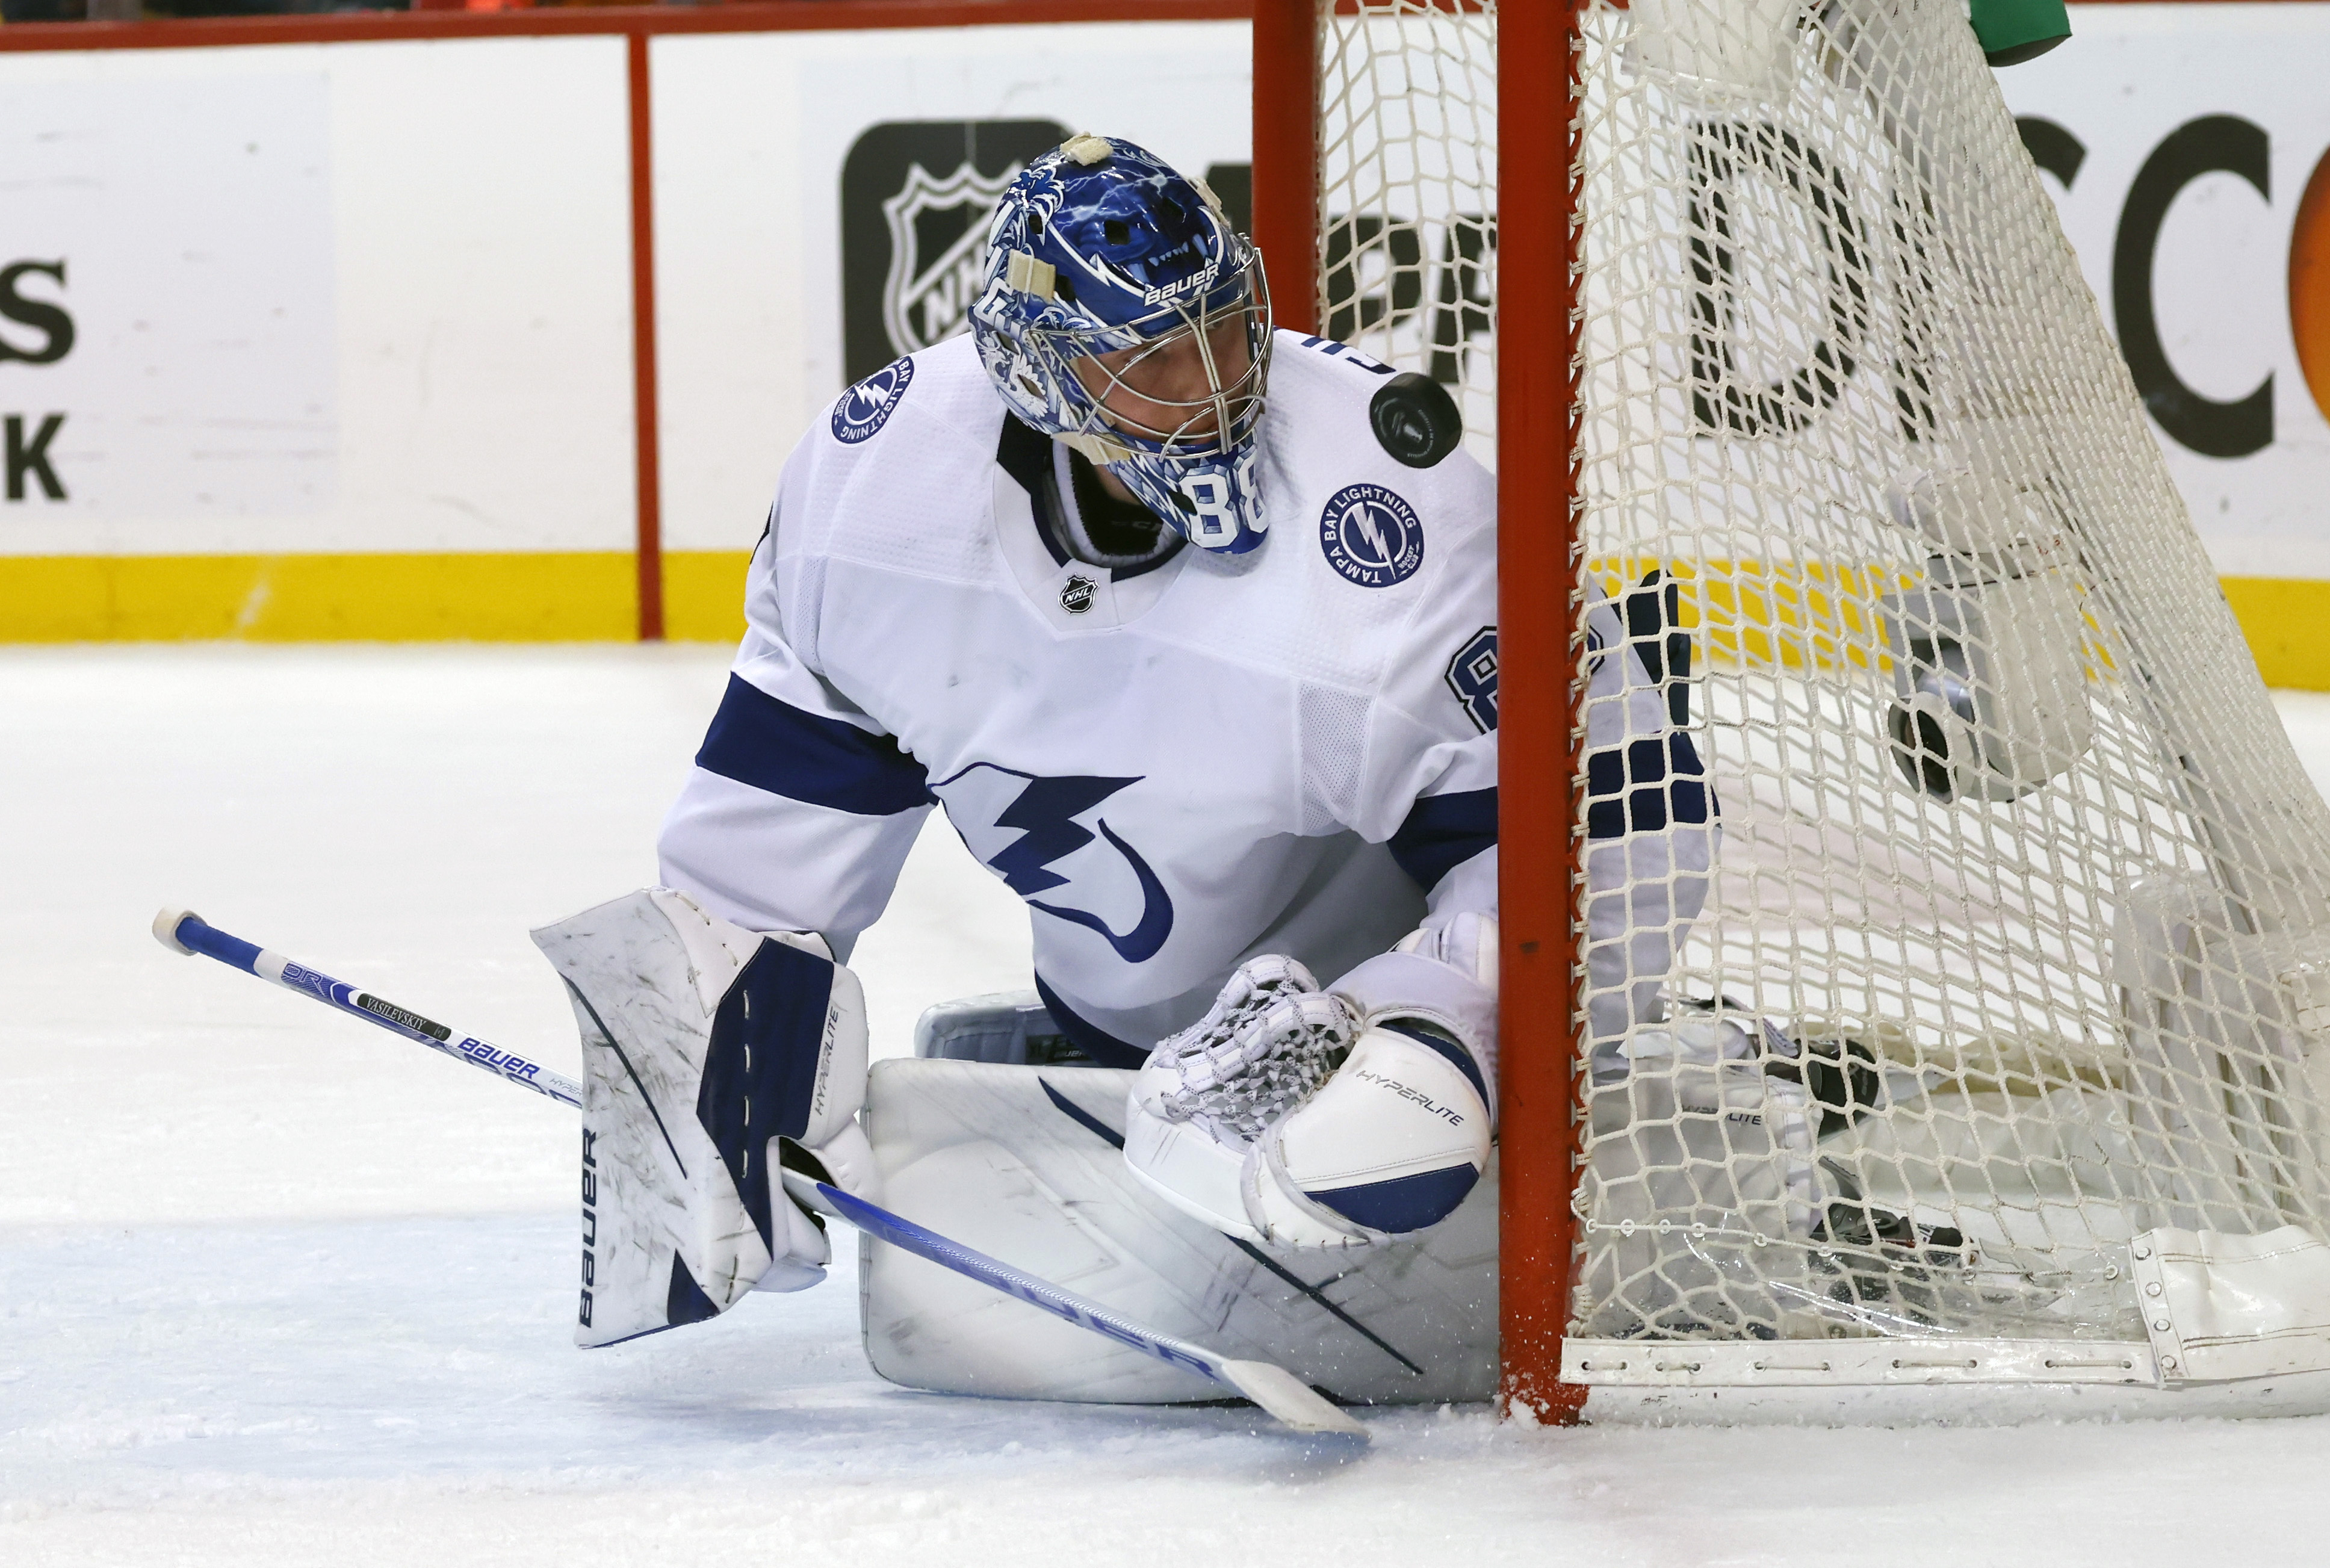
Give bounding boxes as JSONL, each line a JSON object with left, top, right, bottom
{"left": 1059, "top": 574, "right": 1098, "bottom": 615}
{"left": 831, "top": 356, "right": 915, "bottom": 445}
{"left": 1318, "top": 482, "right": 1424, "bottom": 588}
{"left": 838, "top": 120, "right": 1069, "bottom": 383}
{"left": 881, "top": 161, "right": 1024, "bottom": 360}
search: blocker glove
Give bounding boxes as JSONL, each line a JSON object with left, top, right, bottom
{"left": 532, "top": 887, "right": 877, "bottom": 1346}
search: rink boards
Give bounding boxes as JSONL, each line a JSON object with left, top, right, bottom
{"left": 4, "top": 5, "right": 2330, "bottom": 677}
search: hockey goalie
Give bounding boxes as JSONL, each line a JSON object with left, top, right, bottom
{"left": 519, "top": 116, "right": 1752, "bottom": 1398}
{"left": 527, "top": 131, "right": 1715, "bottom": 1405}
{"left": 533, "top": 133, "right": 1489, "bottom": 1402}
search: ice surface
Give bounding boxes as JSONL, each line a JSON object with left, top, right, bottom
{"left": 6, "top": 645, "right": 2330, "bottom": 1565}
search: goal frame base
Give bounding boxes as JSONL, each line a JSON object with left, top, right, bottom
{"left": 1564, "top": 1339, "right": 2330, "bottom": 1425}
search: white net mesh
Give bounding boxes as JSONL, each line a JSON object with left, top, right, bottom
{"left": 1318, "top": 0, "right": 1499, "bottom": 463}
{"left": 1319, "top": 0, "right": 2330, "bottom": 1355}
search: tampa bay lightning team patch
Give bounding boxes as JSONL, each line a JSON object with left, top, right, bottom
{"left": 831, "top": 356, "right": 915, "bottom": 444}
{"left": 1318, "top": 482, "right": 1424, "bottom": 588}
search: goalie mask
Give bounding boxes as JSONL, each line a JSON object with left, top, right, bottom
{"left": 971, "top": 134, "right": 1274, "bottom": 555}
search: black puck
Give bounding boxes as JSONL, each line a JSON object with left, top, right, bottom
{"left": 1368, "top": 371, "right": 1464, "bottom": 469}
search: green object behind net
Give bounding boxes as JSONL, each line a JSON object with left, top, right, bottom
{"left": 1971, "top": 0, "right": 2072, "bottom": 66}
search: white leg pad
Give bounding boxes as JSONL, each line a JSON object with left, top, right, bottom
{"left": 859, "top": 1058, "right": 1498, "bottom": 1406}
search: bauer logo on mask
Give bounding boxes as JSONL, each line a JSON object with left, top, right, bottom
{"left": 1318, "top": 483, "right": 1425, "bottom": 588}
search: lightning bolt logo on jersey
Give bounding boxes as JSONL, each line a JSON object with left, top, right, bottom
{"left": 936, "top": 763, "right": 1174, "bottom": 964}
{"left": 832, "top": 358, "right": 915, "bottom": 445}
{"left": 1318, "top": 482, "right": 1425, "bottom": 588}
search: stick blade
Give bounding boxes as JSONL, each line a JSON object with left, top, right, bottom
{"left": 1216, "top": 1359, "right": 1368, "bottom": 1438}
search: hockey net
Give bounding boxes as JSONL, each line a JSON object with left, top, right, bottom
{"left": 1305, "top": 0, "right": 2330, "bottom": 1399}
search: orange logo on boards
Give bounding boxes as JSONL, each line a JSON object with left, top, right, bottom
{"left": 2294, "top": 150, "right": 2330, "bottom": 432}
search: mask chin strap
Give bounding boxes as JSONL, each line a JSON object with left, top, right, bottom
{"left": 1054, "top": 445, "right": 1178, "bottom": 569}
{"left": 1060, "top": 430, "right": 1133, "bottom": 465}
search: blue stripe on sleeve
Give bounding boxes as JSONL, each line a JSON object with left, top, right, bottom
{"left": 695, "top": 673, "right": 935, "bottom": 816}
{"left": 1389, "top": 786, "right": 1498, "bottom": 893}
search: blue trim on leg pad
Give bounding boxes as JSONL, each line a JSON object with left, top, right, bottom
{"left": 666, "top": 1255, "right": 720, "bottom": 1328}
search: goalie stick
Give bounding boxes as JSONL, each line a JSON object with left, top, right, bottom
{"left": 153, "top": 907, "right": 581, "bottom": 1107}
{"left": 149, "top": 905, "right": 1366, "bottom": 1439}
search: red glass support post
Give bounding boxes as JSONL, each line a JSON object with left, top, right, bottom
{"left": 628, "top": 27, "right": 665, "bottom": 642}
{"left": 1250, "top": 0, "right": 1321, "bottom": 335}
{"left": 1496, "top": 0, "right": 1587, "bottom": 1424}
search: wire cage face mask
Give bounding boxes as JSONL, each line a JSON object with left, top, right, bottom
{"left": 971, "top": 135, "right": 1275, "bottom": 554}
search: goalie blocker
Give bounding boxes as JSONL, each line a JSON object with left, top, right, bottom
{"left": 531, "top": 888, "right": 878, "bottom": 1345}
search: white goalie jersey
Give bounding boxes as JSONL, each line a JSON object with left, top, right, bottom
{"left": 657, "top": 330, "right": 1705, "bottom": 1065}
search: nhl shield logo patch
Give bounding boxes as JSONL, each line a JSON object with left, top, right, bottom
{"left": 1059, "top": 574, "right": 1098, "bottom": 615}
{"left": 831, "top": 356, "right": 915, "bottom": 445}
{"left": 1318, "top": 482, "right": 1425, "bottom": 587}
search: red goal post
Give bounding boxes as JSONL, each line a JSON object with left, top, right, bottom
{"left": 1251, "top": 0, "right": 1585, "bottom": 1422}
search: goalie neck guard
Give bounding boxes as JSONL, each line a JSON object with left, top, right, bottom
{"left": 970, "top": 134, "right": 1273, "bottom": 556}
